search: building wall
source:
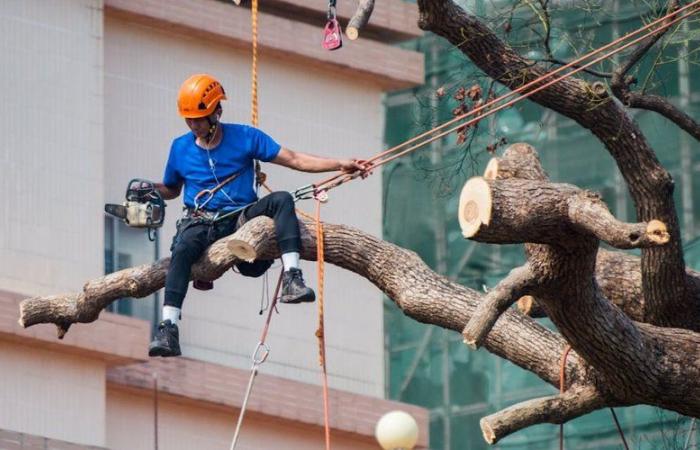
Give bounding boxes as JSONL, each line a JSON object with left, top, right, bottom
{"left": 103, "top": 15, "right": 385, "bottom": 397}
{"left": 0, "top": 341, "right": 106, "bottom": 447}
{"left": 0, "top": 0, "right": 104, "bottom": 297}
{"left": 106, "top": 387, "right": 379, "bottom": 450}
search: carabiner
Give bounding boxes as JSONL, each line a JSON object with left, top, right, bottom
{"left": 252, "top": 341, "right": 270, "bottom": 365}
{"left": 194, "top": 188, "right": 215, "bottom": 212}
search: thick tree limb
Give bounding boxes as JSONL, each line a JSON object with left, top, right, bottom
{"left": 489, "top": 144, "right": 683, "bottom": 324}
{"left": 346, "top": 0, "right": 375, "bottom": 40}
{"left": 20, "top": 218, "right": 580, "bottom": 389}
{"left": 458, "top": 177, "right": 668, "bottom": 250}
{"left": 459, "top": 162, "right": 700, "bottom": 425}
{"left": 417, "top": 0, "right": 695, "bottom": 330}
{"left": 480, "top": 386, "right": 606, "bottom": 444}
{"left": 462, "top": 264, "right": 536, "bottom": 349}
{"left": 18, "top": 212, "right": 700, "bottom": 441}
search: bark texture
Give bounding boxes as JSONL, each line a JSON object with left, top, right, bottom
{"left": 346, "top": 0, "right": 375, "bottom": 40}
{"left": 416, "top": 0, "right": 700, "bottom": 330}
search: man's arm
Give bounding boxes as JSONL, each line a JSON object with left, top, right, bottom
{"left": 154, "top": 182, "right": 182, "bottom": 200}
{"left": 271, "top": 147, "right": 370, "bottom": 174}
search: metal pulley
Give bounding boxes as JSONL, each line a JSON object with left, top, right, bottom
{"left": 322, "top": 0, "right": 342, "bottom": 50}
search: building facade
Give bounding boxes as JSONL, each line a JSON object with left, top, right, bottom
{"left": 0, "top": 0, "right": 429, "bottom": 448}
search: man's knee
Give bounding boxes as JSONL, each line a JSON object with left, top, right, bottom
{"left": 269, "top": 190, "right": 294, "bottom": 207}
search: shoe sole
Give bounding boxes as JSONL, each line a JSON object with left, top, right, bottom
{"left": 148, "top": 345, "right": 182, "bottom": 357}
{"left": 279, "top": 293, "right": 316, "bottom": 304}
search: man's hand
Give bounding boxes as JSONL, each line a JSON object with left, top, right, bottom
{"left": 339, "top": 159, "right": 373, "bottom": 178}
{"left": 154, "top": 182, "right": 182, "bottom": 200}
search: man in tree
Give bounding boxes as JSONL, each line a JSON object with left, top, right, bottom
{"left": 148, "top": 73, "right": 367, "bottom": 357}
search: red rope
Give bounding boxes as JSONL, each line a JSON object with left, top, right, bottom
{"left": 308, "top": 1, "right": 699, "bottom": 194}
{"left": 559, "top": 345, "right": 572, "bottom": 450}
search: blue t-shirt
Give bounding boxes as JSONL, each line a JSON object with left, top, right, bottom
{"left": 163, "top": 123, "right": 281, "bottom": 211}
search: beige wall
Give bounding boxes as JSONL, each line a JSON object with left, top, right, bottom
{"left": 0, "top": 341, "right": 106, "bottom": 447}
{"left": 0, "top": 0, "right": 104, "bottom": 297}
{"left": 104, "top": 16, "right": 385, "bottom": 397}
{"left": 106, "top": 388, "right": 379, "bottom": 450}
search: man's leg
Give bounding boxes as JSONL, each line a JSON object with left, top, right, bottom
{"left": 150, "top": 222, "right": 212, "bottom": 357}
{"left": 243, "top": 191, "right": 315, "bottom": 303}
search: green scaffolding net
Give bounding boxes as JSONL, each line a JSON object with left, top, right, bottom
{"left": 383, "top": 2, "right": 699, "bottom": 448}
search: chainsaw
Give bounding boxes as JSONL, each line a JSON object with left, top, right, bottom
{"left": 105, "top": 179, "right": 166, "bottom": 241}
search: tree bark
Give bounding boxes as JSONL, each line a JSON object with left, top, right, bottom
{"left": 18, "top": 209, "right": 700, "bottom": 442}
{"left": 346, "top": 0, "right": 375, "bottom": 40}
{"left": 416, "top": 0, "right": 699, "bottom": 330}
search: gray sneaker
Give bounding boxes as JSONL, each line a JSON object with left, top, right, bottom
{"left": 280, "top": 268, "right": 316, "bottom": 304}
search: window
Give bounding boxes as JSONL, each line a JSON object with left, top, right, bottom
{"left": 104, "top": 216, "right": 160, "bottom": 331}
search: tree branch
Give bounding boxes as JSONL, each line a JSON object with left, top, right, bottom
{"left": 567, "top": 192, "right": 670, "bottom": 248}
{"left": 611, "top": 2, "right": 700, "bottom": 142}
{"left": 346, "top": 0, "right": 375, "bottom": 40}
{"left": 623, "top": 92, "right": 700, "bottom": 142}
{"left": 459, "top": 177, "right": 668, "bottom": 250}
{"left": 615, "top": 0, "right": 679, "bottom": 79}
{"left": 417, "top": 0, "right": 694, "bottom": 330}
{"left": 480, "top": 386, "right": 606, "bottom": 444}
{"left": 18, "top": 211, "right": 700, "bottom": 442}
{"left": 462, "top": 264, "right": 536, "bottom": 349}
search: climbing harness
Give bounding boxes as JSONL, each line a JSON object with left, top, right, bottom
{"left": 292, "top": 0, "right": 700, "bottom": 201}
{"left": 559, "top": 345, "right": 629, "bottom": 450}
{"left": 323, "top": 0, "right": 343, "bottom": 51}
{"left": 104, "top": 179, "right": 165, "bottom": 241}
{"left": 230, "top": 269, "right": 284, "bottom": 450}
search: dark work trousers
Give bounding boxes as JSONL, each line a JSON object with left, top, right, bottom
{"left": 163, "top": 191, "right": 301, "bottom": 309}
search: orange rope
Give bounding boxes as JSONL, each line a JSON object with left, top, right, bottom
{"left": 315, "top": 199, "right": 331, "bottom": 450}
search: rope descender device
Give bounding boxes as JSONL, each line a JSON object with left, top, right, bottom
{"left": 292, "top": 184, "right": 318, "bottom": 201}
{"left": 322, "top": 0, "right": 343, "bottom": 51}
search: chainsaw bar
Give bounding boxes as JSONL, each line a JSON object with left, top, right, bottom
{"left": 105, "top": 203, "right": 127, "bottom": 220}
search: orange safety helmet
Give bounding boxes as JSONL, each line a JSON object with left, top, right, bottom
{"left": 177, "top": 74, "right": 227, "bottom": 118}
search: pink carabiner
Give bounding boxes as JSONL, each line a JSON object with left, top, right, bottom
{"left": 322, "top": 18, "right": 343, "bottom": 51}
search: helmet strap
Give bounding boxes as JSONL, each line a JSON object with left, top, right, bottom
{"left": 203, "top": 104, "right": 222, "bottom": 144}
